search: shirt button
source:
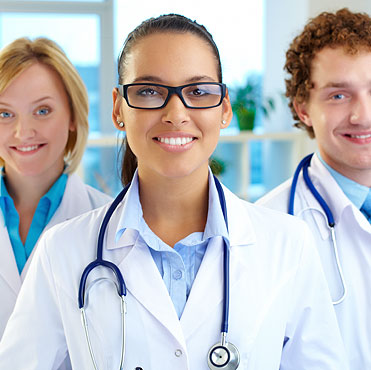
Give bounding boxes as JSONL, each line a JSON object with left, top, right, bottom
{"left": 173, "top": 270, "right": 183, "bottom": 280}
{"left": 175, "top": 349, "right": 183, "bottom": 357}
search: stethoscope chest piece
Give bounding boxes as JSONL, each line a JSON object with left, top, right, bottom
{"left": 207, "top": 342, "right": 240, "bottom": 369}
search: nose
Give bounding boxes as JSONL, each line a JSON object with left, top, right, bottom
{"left": 161, "top": 94, "right": 190, "bottom": 127}
{"left": 349, "top": 94, "right": 371, "bottom": 126}
{"left": 14, "top": 116, "right": 36, "bottom": 140}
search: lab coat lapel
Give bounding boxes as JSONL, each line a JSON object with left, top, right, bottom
{"left": 180, "top": 236, "right": 224, "bottom": 338}
{"left": 0, "top": 214, "right": 21, "bottom": 295}
{"left": 46, "top": 174, "right": 93, "bottom": 229}
{"left": 181, "top": 187, "right": 255, "bottom": 339}
{"left": 22, "top": 174, "right": 93, "bottom": 276}
{"left": 118, "top": 243, "right": 186, "bottom": 347}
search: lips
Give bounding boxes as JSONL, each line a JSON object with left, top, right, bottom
{"left": 11, "top": 144, "right": 44, "bottom": 152}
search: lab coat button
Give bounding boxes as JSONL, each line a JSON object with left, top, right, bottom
{"left": 173, "top": 270, "right": 183, "bottom": 280}
{"left": 175, "top": 349, "right": 183, "bottom": 357}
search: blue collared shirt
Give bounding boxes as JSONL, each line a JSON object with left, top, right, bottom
{"left": 115, "top": 169, "right": 228, "bottom": 318}
{"left": 318, "top": 153, "right": 370, "bottom": 218}
{"left": 0, "top": 171, "right": 67, "bottom": 274}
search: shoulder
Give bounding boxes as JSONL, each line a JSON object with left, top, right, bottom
{"left": 224, "top": 184, "right": 313, "bottom": 243}
{"left": 84, "top": 183, "right": 113, "bottom": 206}
{"left": 255, "top": 178, "right": 292, "bottom": 212}
{"left": 224, "top": 185, "right": 320, "bottom": 283}
{"left": 66, "top": 173, "right": 113, "bottom": 206}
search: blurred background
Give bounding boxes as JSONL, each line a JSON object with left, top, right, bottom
{"left": 0, "top": 0, "right": 370, "bottom": 200}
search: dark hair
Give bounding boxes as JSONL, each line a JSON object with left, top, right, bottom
{"left": 285, "top": 8, "right": 371, "bottom": 137}
{"left": 117, "top": 13, "right": 222, "bottom": 185}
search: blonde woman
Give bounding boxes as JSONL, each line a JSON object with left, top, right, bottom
{"left": 0, "top": 37, "right": 111, "bottom": 341}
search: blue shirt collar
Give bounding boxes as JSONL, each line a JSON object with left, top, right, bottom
{"left": 317, "top": 152, "right": 369, "bottom": 209}
{"left": 0, "top": 169, "right": 68, "bottom": 221}
{"left": 115, "top": 168, "right": 229, "bottom": 247}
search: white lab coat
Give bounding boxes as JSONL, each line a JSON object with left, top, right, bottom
{"left": 0, "top": 173, "right": 112, "bottom": 339}
{"left": 0, "top": 182, "right": 347, "bottom": 370}
{"left": 257, "top": 153, "right": 371, "bottom": 369}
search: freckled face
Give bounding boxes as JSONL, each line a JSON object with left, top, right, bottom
{"left": 296, "top": 47, "right": 371, "bottom": 184}
{"left": 0, "top": 63, "right": 74, "bottom": 181}
{"left": 113, "top": 32, "right": 232, "bottom": 181}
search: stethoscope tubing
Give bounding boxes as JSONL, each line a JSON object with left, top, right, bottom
{"left": 78, "top": 175, "right": 237, "bottom": 369}
{"left": 289, "top": 153, "right": 347, "bottom": 305}
{"left": 78, "top": 183, "right": 130, "bottom": 309}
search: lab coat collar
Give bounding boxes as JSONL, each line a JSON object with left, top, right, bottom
{"left": 222, "top": 184, "right": 257, "bottom": 247}
{"left": 21, "top": 174, "right": 103, "bottom": 277}
{"left": 301, "top": 154, "right": 367, "bottom": 239}
{"left": 108, "top": 178, "right": 256, "bottom": 250}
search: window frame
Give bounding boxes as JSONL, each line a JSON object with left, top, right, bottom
{"left": 0, "top": 0, "right": 115, "bottom": 133}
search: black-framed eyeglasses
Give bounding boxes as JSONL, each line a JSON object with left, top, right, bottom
{"left": 117, "top": 82, "right": 226, "bottom": 109}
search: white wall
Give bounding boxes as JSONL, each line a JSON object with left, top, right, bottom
{"left": 309, "top": 0, "right": 371, "bottom": 16}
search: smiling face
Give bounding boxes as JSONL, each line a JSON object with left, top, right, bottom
{"left": 113, "top": 32, "right": 232, "bottom": 182}
{"left": 0, "top": 63, "right": 74, "bottom": 182}
{"left": 295, "top": 47, "right": 371, "bottom": 185}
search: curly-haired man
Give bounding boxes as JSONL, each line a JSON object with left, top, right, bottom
{"left": 257, "top": 8, "right": 371, "bottom": 368}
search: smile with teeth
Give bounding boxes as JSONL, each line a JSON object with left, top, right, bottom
{"left": 156, "top": 137, "right": 194, "bottom": 146}
{"left": 15, "top": 145, "right": 40, "bottom": 152}
{"left": 346, "top": 134, "right": 371, "bottom": 139}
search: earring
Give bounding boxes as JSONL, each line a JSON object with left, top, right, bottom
{"left": 117, "top": 120, "right": 124, "bottom": 128}
{"left": 222, "top": 120, "right": 227, "bottom": 125}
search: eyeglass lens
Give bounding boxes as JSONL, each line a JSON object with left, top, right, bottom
{"left": 126, "top": 84, "right": 223, "bottom": 108}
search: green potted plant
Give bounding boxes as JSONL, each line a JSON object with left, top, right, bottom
{"left": 230, "top": 74, "right": 275, "bottom": 131}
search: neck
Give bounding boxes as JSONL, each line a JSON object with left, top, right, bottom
{"left": 138, "top": 167, "right": 209, "bottom": 247}
{"left": 3, "top": 167, "right": 64, "bottom": 243}
{"left": 4, "top": 168, "right": 64, "bottom": 208}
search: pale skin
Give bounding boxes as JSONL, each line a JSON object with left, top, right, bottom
{"left": 0, "top": 63, "right": 75, "bottom": 243}
{"left": 294, "top": 46, "right": 371, "bottom": 187}
{"left": 112, "top": 32, "right": 232, "bottom": 246}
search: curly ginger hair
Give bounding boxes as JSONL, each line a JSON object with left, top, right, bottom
{"left": 284, "top": 8, "right": 371, "bottom": 137}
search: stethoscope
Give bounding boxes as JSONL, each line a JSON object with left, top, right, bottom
{"left": 78, "top": 175, "right": 240, "bottom": 370}
{"left": 289, "top": 153, "right": 347, "bottom": 305}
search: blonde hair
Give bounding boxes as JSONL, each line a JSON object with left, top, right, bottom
{"left": 0, "top": 37, "right": 89, "bottom": 173}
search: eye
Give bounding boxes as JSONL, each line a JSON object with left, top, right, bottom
{"left": 331, "top": 93, "right": 345, "bottom": 100}
{"left": 137, "top": 87, "right": 159, "bottom": 96}
{"left": 190, "top": 88, "right": 206, "bottom": 96}
{"left": 35, "top": 107, "right": 51, "bottom": 116}
{"left": 0, "top": 111, "right": 12, "bottom": 118}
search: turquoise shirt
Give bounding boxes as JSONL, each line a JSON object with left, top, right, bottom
{"left": 115, "top": 169, "right": 228, "bottom": 318}
{"left": 318, "top": 153, "right": 371, "bottom": 220}
{"left": 0, "top": 172, "right": 67, "bottom": 274}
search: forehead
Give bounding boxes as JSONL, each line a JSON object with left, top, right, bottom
{"left": 0, "top": 62, "right": 67, "bottom": 102}
{"left": 311, "top": 46, "right": 371, "bottom": 87}
{"left": 123, "top": 32, "right": 219, "bottom": 84}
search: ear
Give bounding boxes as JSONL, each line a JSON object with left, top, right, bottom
{"left": 112, "top": 87, "right": 125, "bottom": 131}
{"left": 69, "top": 119, "right": 76, "bottom": 132}
{"left": 293, "top": 99, "right": 312, "bottom": 127}
{"left": 220, "top": 88, "right": 233, "bottom": 129}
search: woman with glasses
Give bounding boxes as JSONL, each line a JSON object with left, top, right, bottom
{"left": 0, "top": 14, "right": 346, "bottom": 370}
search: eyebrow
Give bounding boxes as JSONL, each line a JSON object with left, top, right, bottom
{"left": 0, "top": 101, "right": 12, "bottom": 107}
{"left": 318, "top": 81, "right": 371, "bottom": 89}
{"left": 0, "top": 96, "right": 54, "bottom": 108}
{"left": 131, "top": 75, "right": 217, "bottom": 84}
{"left": 319, "top": 82, "right": 352, "bottom": 89}
{"left": 31, "top": 96, "right": 54, "bottom": 104}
